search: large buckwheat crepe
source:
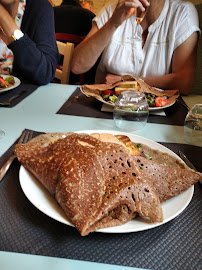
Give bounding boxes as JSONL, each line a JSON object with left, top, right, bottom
{"left": 14, "top": 133, "right": 201, "bottom": 236}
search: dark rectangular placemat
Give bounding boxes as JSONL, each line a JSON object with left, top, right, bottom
{"left": 0, "top": 130, "right": 201, "bottom": 270}
{"left": 0, "top": 82, "right": 38, "bottom": 108}
{"left": 57, "top": 89, "right": 188, "bottom": 126}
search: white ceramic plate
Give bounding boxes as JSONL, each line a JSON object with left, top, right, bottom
{"left": 100, "top": 87, "right": 175, "bottom": 111}
{"left": 101, "top": 98, "right": 175, "bottom": 111}
{"left": 19, "top": 130, "right": 194, "bottom": 233}
{"left": 0, "top": 75, "right": 21, "bottom": 93}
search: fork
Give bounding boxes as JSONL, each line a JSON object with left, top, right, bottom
{"left": 0, "top": 130, "right": 33, "bottom": 181}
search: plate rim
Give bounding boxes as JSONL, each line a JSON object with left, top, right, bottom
{"left": 100, "top": 97, "right": 175, "bottom": 111}
{"left": 0, "top": 74, "right": 21, "bottom": 93}
{"left": 19, "top": 130, "right": 194, "bottom": 234}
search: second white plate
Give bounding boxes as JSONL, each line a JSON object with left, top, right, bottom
{"left": 101, "top": 98, "right": 175, "bottom": 111}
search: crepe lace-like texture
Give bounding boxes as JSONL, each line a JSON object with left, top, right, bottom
{"left": 15, "top": 133, "right": 163, "bottom": 236}
{"left": 132, "top": 155, "right": 200, "bottom": 202}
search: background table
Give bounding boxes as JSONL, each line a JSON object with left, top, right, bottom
{"left": 1, "top": 83, "right": 201, "bottom": 157}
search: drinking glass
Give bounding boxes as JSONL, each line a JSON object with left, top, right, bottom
{"left": 133, "top": 1, "right": 150, "bottom": 41}
{"left": 184, "top": 104, "right": 202, "bottom": 147}
{"left": 113, "top": 91, "right": 149, "bottom": 131}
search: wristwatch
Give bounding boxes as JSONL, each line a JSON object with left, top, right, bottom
{"left": 9, "top": 29, "right": 24, "bottom": 44}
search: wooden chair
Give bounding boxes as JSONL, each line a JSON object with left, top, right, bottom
{"left": 55, "top": 33, "right": 85, "bottom": 45}
{"left": 55, "top": 41, "right": 75, "bottom": 84}
{"left": 55, "top": 33, "right": 97, "bottom": 85}
{"left": 55, "top": 33, "right": 85, "bottom": 84}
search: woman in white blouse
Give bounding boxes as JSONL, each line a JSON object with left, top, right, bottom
{"left": 71, "top": 0, "right": 200, "bottom": 95}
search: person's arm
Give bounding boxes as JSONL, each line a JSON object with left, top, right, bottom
{"left": 71, "top": 21, "right": 117, "bottom": 74}
{"left": 0, "top": 1, "right": 60, "bottom": 85}
{"left": 143, "top": 32, "right": 198, "bottom": 95}
{"left": 0, "top": 3, "right": 20, "bottom": 45}
{"left": 71, "top": 0, "right": 150, "bottom": 74}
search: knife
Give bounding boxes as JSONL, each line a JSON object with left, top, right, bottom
{"left": 179, "top": 151, "right": 197, "bottom": 171}
{"left": 0, "top": 90, "right": 26, "bottom": 107}
{"left": 65, "top": 88, "right": 82, "bottom": 108}
{"left": 65, "top": 92, "right": 82, "bottom": 108}
{"left": 179, "top": 151, "right": 202, "bottom": 184}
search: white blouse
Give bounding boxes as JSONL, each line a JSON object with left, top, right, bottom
{"left": 93, "top": 0, "right": 200, "bottom": 83}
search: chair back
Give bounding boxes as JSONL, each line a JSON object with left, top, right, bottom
{"left": 56, "top": 33, "right": 85, "bottom": 84}
{"left": 55, "top": 33, "right": 85, "bottom": 45}
{"left": 55, "top": 41, "right": 75, "bottom": 84}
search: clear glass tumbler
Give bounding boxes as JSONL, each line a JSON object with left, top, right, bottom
{"left": 184, "top": 104, "right": 202, "bottom": 146}
{"left": 113, "top": 91, "right": 149, "bottom": 131}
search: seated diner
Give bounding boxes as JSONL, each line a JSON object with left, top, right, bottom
{"left": 71, "top": 0, "right": 200, "bottom": 95}
{"left": 0, "top": 0, "right": 60, "bottom": 85}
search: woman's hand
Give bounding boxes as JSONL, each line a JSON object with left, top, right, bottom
{"left": 110, "top": 0, "right": 150, "bottom": 27}
{"left": 0, "top": 2, "right": 19, "bottom": 45}
{"left": 0, "top": 1, "right": 19, "bottom": 19}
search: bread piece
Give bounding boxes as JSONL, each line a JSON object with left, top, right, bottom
{"left": 91, "top": 133, "right": 142, "bottom": 156}
{"left": 115, "top": 135, "right": 142, "bottom": 156}
{"left": 122, "top": 76, "right": 179, "bottom": 97}
{"left": 90, "top": 133, "right": 126, "bottom": 147}
{"left": 117, "top": 81, "right": 138, "bottom": 88}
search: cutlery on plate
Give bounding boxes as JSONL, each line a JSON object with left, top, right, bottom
{"left": 179, "top": 151, "right": 197, "bottom": 171}
{"left": 0, "top": 90, "right": 26, "bottom": 107}
{"left": 179, "top": 151, "right": 201, "bottom": 183}
{"left": 0, "top": 130, "right": 33, "bottom": 182}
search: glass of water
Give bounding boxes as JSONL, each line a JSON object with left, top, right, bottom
{"left": 184, "top": 104, "right": 202, "bottom": 147}
{"left": 113, "top": 91, "right": 149, "bottom": 131}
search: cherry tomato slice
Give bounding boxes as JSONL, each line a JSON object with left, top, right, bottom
{"left": 0, "top": 77, "right": 7, "bottom": 86}
{"left": 103, "top": 89, "right": 115, "bottom": 96}
{"left": 155, "top": 97, "right": 169, "bottom": 107}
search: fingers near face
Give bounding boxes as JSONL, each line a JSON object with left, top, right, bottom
{"left": 124, "top": 0, "right": 150, "bottom": 12}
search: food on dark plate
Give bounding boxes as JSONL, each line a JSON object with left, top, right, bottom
{"left": 14, "top": 132, "right": 201, "bottom": 236}
{"left": 81, "top": 76, "right": 179, "bottom": 108}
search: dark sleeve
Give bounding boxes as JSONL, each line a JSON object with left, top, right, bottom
{"left": 8, "top": 2, "right": 60, "bottom": 85}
